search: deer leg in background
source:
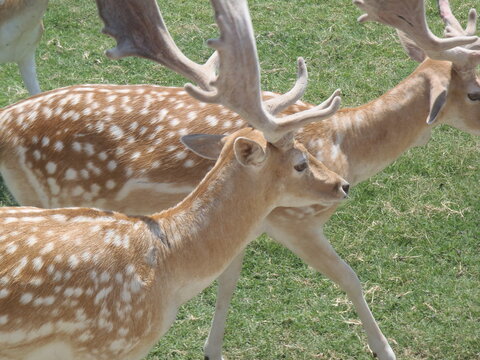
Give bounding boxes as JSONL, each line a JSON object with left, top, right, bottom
{"left": 17, "top": 51, "right": 41, "bottom": 95}
{"left": 204, "top": 250, "right": 246, "bottom": 360}
{"left": 266, "top": 215, "right": 395, "bottom": 360}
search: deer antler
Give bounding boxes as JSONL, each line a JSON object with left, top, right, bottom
{"left": 353, "top": 0, "right": 480, "bottom": 69}
{"left": 264, "top": 57, "right": 309, "bottom": 116}
{"left": 96, "top": 0, "right": 341, "bottom": 143}
{"left": 438, "top": 0, "right": 480, "bottom": 48}
{"left": 96, "top": 0, "right": 217, "bottom": 90}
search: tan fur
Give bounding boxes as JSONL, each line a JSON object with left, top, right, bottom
{"left": 0, "top": 128, "right": 347, "bottom": 359}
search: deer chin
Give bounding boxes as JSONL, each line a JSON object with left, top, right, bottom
{"left": 277, "top": 191, "right": 346, "bottom": 209}
{"left": 317, "top": 197, "right": 347, "bottom": 207}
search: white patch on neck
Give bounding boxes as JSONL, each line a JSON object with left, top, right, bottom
{"left": 330, "top": 133, "right": 344, "bottom": 161}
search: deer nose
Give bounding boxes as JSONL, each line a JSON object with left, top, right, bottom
{"left": 341, "top": 182, "right": 350, "bottom": 197}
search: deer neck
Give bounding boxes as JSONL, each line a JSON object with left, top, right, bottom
{"left": 151, "top": 153, "right": 272, "bottom": 304}
{"left": 302, "top": 61, "right": 449, "bottom": 185}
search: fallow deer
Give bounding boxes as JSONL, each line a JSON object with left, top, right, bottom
{"left": 0, "top": 0, "right": 349, "bottom": 358}
{"left": 0, "top": 0, "right": 48, "bottom": 95}
{"left": 0, "top": 0, "right": 478, "bottom": 359}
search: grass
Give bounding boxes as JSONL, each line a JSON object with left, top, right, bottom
{"left": 1, "top": 0, "right": 479, "bottom": 359}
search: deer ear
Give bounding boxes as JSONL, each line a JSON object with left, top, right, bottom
{"left": 427, "top": 80, "right": 449, "bottom": 125}
{"left": 181, "top": 134, "right": 226, "bottom": 160}
{"left": 397, "top": 30, "right": 426, "bottom": 63}
{"left": 233, "top": 137, "right": 267, "bottom": 167}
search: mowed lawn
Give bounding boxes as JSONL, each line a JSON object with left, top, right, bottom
{"left": 0, "top": 0, "right": 479, "bottom": 359}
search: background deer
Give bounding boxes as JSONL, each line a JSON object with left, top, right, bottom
{"left": 0, "top": 0, "right": 349, "bottom": 358}
{"left": 0, "top": 0, "right": 48, "bottom": 95}
{"left": 0, "top": 0, "right": 478, "bottom": 359}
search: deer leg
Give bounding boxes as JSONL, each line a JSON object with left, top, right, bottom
{"left": 203, "top": 250, "right": 245, "bottom": 360}
{"left": 267, "top": 222, "right": 396, "bottom": 360}
{"left": 17, "top": 51, "right": 41, "bottom": 96}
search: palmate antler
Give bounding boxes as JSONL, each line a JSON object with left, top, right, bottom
{"left": 438, "top": 0, "right": 480, "bottom": 49}
{"left": 95, "top": 0, "right": 341, "bottom": 143}
{"left": 353, "top": 0, "right": 480, "bottom": 69}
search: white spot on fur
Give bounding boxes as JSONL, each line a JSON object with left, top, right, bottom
{"left": 5, "top": 242, "right": 18, "bottom": 254}
{"left": 46, "top": 162, "right": 57, "bottom": 174}
{"left": 222, "top": 120, "right": 233, "bottom": 128}
{"left": 26, "top": 235, "right": 38, "bottom": 246}
{"left": 72, "top": 186, "right": 84, "bottom": 196}
{"left": 94, "top": 286, "right": 113, "bottom": 305}
{"left": 106, "top": 180, "right": 116, "bottom": 189}
{"left": 40, "top": 242, "right": 54, "bottom": 255}
{"left": 98, "top": 152, "right": 108, "bottom": 161}
{"left": 65, "top": 168, "right": 78, "bottom": 180}
{"left": 72, "top": 142, "right": 82, "bottom": 152}
{"left": 29, "top": 277, "right": 44, "bottom": 287}
{"left": 32, "top": 257, "right": 44, "bottom": 271}
{"left": 206, "top": 115, "right": 218, "bottom": 126}
{"left": 107, "top": 161, "right": 117, "bottom": 171}
{"left": 20, "top": 293, "right": 33, "bottom": 304}
{"left": 84, "top": 143, "right": 95, "bottom": 156}
{"left": 87, "top": 162, "right": 101, "bottom": 176}
{"left": 54, "top": 141, "right": 64, "bottom": 151}
{"left": 175, "top": 151, "right": 187, "bottom": 160}
{"left": 0, "top": 289, "right": 10, "bottom": 299}
{"left": 33, "top": 150, "right": 41, "bottom": 160}
{"left": 80, "top": 169, "right": 89, "bottom": 179}
{"left": 47, "top": 178, "right": 60, "bottom": 195}
{"left": 184, "top": 159, "right": 195, "bottom": 168}
{"left": 110, "top": 125, "right": 124, "bottom": 139}
{"left": 68, "top": 255, "right": 79, "bottom": 268}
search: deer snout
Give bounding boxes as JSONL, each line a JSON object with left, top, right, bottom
{"left": 338, "top": 180, "right": 350, "bottom": 198}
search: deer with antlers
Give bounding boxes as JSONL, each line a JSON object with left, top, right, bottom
{"left": 0, "top": 0, "right": 478, "bottom": 359}
{"left": 0, "top": 0, "right": 350, "bottom": 358}
{"left": 0, "top": 0, "right": 48, "bottom": 95}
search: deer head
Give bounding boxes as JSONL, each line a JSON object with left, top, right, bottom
{"left": 354, "top": 0, "right": 480, "bottom": 134}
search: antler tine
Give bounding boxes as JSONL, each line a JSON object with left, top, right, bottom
{"left": 353, "top": 0, "right": 480, "bottom": 68}
{"left": 438, "top": 0, "right": 477, "bottom": 37}
{"left": 353, "top": 0, "right": 477, "bottom": 51}
{"left": 185, "top": 0, "right": 341, "bottom": 143}
{"left": 437, "top": 0, "right": 480, "bottom": 52}
{"left": 95, "top": 0, "right": 215, "bottom": 90}
{"left": 264, "top": 57, "right": 308, "bottom": 116}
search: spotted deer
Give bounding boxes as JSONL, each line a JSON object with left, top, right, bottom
{"left": 0, "top": 0, "right": 478, "bottom": 359}
{"left": 0, "top": 0, "right": 351, "bottom": 358}
{"left": 0, "top": 0, "right": 48, "bottom": 95}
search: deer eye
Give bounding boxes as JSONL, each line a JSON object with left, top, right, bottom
{"left": 294, "top": 161, "right": 308, "bottom": 172}
{"left": 467, "top": 93, "right": 480, "bottom": 101}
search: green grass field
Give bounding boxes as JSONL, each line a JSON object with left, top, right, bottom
{"left": 0, "top": 0, "right": 479, "bottom": 359}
